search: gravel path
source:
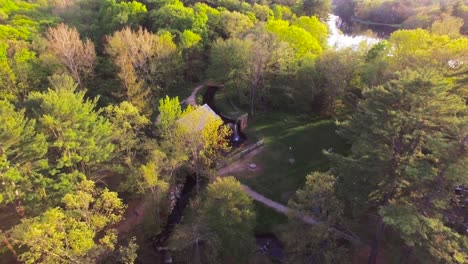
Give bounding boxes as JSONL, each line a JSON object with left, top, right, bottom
{"left": 182, "top": 84, "right": 204, "bottom": 106}
{"left": 242, "top": 184, "right": 361, "bottom": 244}
{"left": 242, "top": 184, "right": 319, "bottom": 225}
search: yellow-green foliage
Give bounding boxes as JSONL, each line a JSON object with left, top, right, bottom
{"left": 266, "top": 19, "right": 324, "bottom": 60}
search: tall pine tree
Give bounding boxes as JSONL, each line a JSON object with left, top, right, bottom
{"left": 330, "top": 70, "right": 467, "bottom": 263}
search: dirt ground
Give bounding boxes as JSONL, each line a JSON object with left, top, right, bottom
{"left": 114, "top": 196, "right": 150, "bottom": 235}
{"left": 217, "top": 146, "right": 265, "bottom": 177}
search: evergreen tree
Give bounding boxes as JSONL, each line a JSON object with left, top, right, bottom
{"left": 282, "top": 172, "right": 349, "bottom": 264}
{"left": 203, "top": 177, "right": 255, "bottom": 262}
{"left": 26, "top": 75, "right": 114, "bottom": 178}
{"left": 0, "top": 100, "right": 47, "bottom": 215}
{"left": 330, "top": 70, "right": 468, "bottom": 263}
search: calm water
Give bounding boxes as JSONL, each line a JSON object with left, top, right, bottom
{"left": 327, "top": 14, "right": 381, "bottom": 49}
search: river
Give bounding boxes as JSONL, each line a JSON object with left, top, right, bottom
{"left": 327, "top": 14, "right": 381, "bottom": 49}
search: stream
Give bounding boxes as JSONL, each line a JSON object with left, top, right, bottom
{"left": 151, "top": 175, "right": 197, "bottom": 263}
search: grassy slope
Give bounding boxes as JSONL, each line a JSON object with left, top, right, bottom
{"left": 241, "top": 113, "right": 348, "bottom": 204}
{"left": 228, "top": 112, "right": 348, "bottom": 233}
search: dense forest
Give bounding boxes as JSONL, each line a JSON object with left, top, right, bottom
{"left": 0, "top": 0, "right": 467, "bottom": 263}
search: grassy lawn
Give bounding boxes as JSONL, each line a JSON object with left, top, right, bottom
{"left": 239, "top": 113, "right": 349, "bottom": 204}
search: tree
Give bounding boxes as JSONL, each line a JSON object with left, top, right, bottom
{"left": 219, "top": 10, "right": 254, "bottom": 38}
{"left": 430, "top": 14, "right": 464, "bottom": 38}
{"left": 44, "top": 24, "right": 96, "bottom": 89}
{"left": 157, "top": 95, "right": 183, "bottom": 140}
{"left": 98, "top": 0, "right": 148, "bottom": 35}
{"left": 118, "top": 237, "right": 139, "bottom": 264}
{"left": 0, "top": 99, "right": 47, "bottom": 215}
{"left": 150, "top": 0, "right": 195, "bottom": 34}
{"left": 175, "top": 104, "right": 231, "bottom": 181}
{"left": 11, "top": 180, "right": 125, "bottom": 264}
{"left": 282, "top": 172, "right": 348, "bottom": 264}
{"left": 208, "top": 31, "right": 294, "bottom": 115}
{"left": 139, "top": 149, "right": 169, "bottom": 218}
{"left": 252, "top": 4, "right": 273, "bottom": 22}
{"left": 330, "top": 70, "right": 468, "bottom": 263}
{"left": 0, "top": 40, "right": 42, "bottom": 101}
{"left": 208, "top": 38, "right": 251, "bottom": 106}
{"left": 105, "top": 27, "right": 179, "bottom": 115}
{"left": 297, "top": 0, "right": 331, "bottom": 20}
{"left": 26, "top": 75, "right": 114, "bottom": 177}
{"left": 105, "top": 101, "right": 151, "bottom": 165}
{"left": 293, "top": 16, "right": 328, "bottom": 47}
{"left": 309, "top": 48, "right": 363, "bottom": 116}
{"left": 202, "top": 177, "right": 255, "bottom": 262}
{"left": 266, "top": 19, "right": 323, "bottom": 60}
{"left": 155, "top": 96, "right": 189, "bottom": 183}
{"left": 388, "top": 29, "right": 468, "bottom": 70}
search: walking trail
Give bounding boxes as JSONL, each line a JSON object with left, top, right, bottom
{"left": 242, "top": 184, "right": 319, "bottom": 225}
{"left": 242, "top": 183, "right": 360, "bottom": 244}
{"left": 181, "top": 84, "right": 204, "bottom": 106}
{"left": 217, "top": 147, "right": 360, "bottom": 244}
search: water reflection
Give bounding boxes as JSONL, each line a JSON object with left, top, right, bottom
{"left": 327, "top": 14, "right": 380, "bottom": 49}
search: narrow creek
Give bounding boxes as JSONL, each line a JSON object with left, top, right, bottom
{"left": 151, "top": 175, "right": 197, "bottom": 263}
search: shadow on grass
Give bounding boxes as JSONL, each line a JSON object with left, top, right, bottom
{"left": 241, "top": 113, "right": 349, "bottom": 204}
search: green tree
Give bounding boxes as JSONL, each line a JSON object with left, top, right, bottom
{"left": 208, "top": 31, "right": 294, "bottom": 115}
{"left": 388, "top": 29, "right": 468, "bottom": 70}
{"left": 293, "top": 16, "right": 328, "bottom": 47}
{"left": 99, "top": 0, "right": 148, "bottom": 35}
{"left": 155, "top": 95, "right": 189, "bottom": 181}
{"left": 252, "top": 4, "right": 273, "bottom": 22}
{"left": 105, "top": 101, "right": 151, "bottom": 165}
{"left": 175, "top": 104, "right": 231, "bottom": 180}
{"left": 296, "top": 0, "right": 331, "bottom": 20}
{"left": 220, "top": 10, "right": 254, "bottom": 38}
{"left": 193, "top": 3, "right": 221, "bottom": 41}
{"left": 26, "top": 75, "right": 114, "bottom": 177}
{"left": 430, "top": 14, "right": 464, "bottom": 38}
{"left": 282, "top": 172, "right": 348, "bottom": 264}
{"left": 309, "top": 48, "right": 363, "bottom": 116}
{"left": 203, "top": 177, "right": 255, "bottom": 262}
{"left": 208, "top": 38, "right": 251, "bottom": 105}
{"left": 11, "top": 180, "right": 125, "bottom": 264}
{"left": 138, "top": 149, "right": 169, "bottom": 219}
{"left": 0, "top": 99, "right": 47, "bottom": 215}
{"left": 266, "top": 19, "right": 323, "bottom": 60}
{"left": 118, "top": 237, "right": 139, "bottom": 264}
{"left": 150, "top": 0, "right": 195, "bottom": 35}
{"left": 157, "top": 95, "right": 183, "bottom": 140}
{"left": 0, "top": 40, "right": 42, "bottom": 101}
{"left": 330, "top": 70, "right": 468, "bottom": 263}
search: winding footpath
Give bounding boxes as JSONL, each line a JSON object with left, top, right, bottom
{"left": 181, "top": 84, "right": 204, "bottom": 106}
{"left": 242, "top": 184, "right": 319, "bottom": 225}
{"left": 242, "top": 184, "right": 361, "bottom": 244}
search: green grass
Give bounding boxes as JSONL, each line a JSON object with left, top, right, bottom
{"left": 239, "top": 113, "right": 349, "bottom": 204}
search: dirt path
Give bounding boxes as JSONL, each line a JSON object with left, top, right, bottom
{"left": 217, "top": 146, "right": 264, "bottom": 177}
{"left": 243, "top": 183, "right": 362, "bottom": 245}
{"left": 181, "top": 84, "right": 204, "bottom": 106}
{"left": 242, "top": 184, "right": 319, "bottom": 225}
{"left": 114, "top": 196, "right": 150, "bottom": 235}
{"left": 217, "top": 147, "right": 361, "bottom": 244}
